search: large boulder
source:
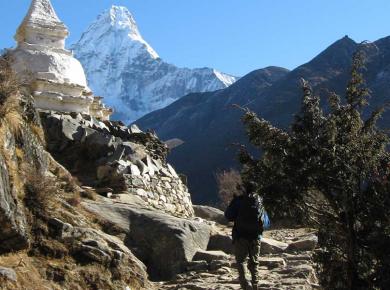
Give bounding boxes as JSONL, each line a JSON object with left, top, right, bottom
{"left": 193, "top": 250, "right": 229, "bottom": 263}
{"left": 261, "top": 237, "right": 289, "bottom": 254}
{"left": 85, "top": 131, "right": 118, "bottom": 159}
{"left": 47, "top": 218, "right": 150, "bottom": 289}
{"left": 0, "top": 267, "right": 17, "bottom": 282}
{"left": 207, "top": 233, "right": 234, "bottom": 254}
{"left": 193, "top": 205, "right": 228, "bottom": 225}
{"left": 287, "top": 235, "right": 318, "bottom": 252}
{"left": 83, "top": 201, "right": 211, "bottom": 280}
{"left": 0, "top": 154, "right": 29, "bottom": 254}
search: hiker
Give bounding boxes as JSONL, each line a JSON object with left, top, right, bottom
{"left": 224, "top": 182, "right": 269, "bottom": 290}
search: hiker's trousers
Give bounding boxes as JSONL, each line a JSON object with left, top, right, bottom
{"left": 234, "top": 238, "right": 261, "bottom": 289}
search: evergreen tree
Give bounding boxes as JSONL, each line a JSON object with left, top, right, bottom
{"left": 239, "top": 50, "right": 390, "bottom": 289}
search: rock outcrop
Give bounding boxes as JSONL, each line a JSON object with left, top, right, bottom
{"left": 41, "top": 111, "right": 194, "bottom": 218}
{"left": 48, "top": 217, "right": 148, "bottom": 284}
{"left": 0, "top": 153, "right": 29, "bottom": 254}
{"left": 83, "top": 200, "right": 211, "bottom": 280}
{"left": 0, "top": 103, "right": 49, "bottom": 254}
{"left": 0, "top": 89, "right": 151, "bottom": 289}
{"left": 1, "top": 4, "right": 324, "bottom": 288}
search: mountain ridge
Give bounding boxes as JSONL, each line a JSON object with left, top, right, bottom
{"left": 136, "top": 36, "right": 390, "bottom": 204}
{"left": 72, "top": 5, "right": 238, "bottom": 122}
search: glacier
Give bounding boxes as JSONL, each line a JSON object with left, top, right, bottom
{"left": 71, "top": 6, "right": 238, "bottom": 123}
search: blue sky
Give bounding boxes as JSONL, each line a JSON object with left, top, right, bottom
{"left": 1, "top": 0, "right": 390, "bottom": 76}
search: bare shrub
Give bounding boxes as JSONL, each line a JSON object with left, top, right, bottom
{"left": 216, "top": 169, "right": 243, "bottom": 209}
{"left": 55, "top": 169, "right": 81, "bottom": 194}
{"left": 80, "top": 188, "right": 97, "bottom": 200}
{"left": 66, "top": 192, "right": 81, "bottom": 207}
{"left": 24, "top": 169, "right": 58, "bottom": 209}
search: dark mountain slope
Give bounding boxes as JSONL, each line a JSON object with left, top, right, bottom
{"left": 136, "top": 36, "right": 390, "bottom": 204}
{"left": 137, "top": 67, "right": 290, "bottom": 204}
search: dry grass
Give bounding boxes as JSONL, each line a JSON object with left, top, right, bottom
{"left": 0, "top": 54, "right": 19, "bottom": 110}
{"left": 0, "top": 252, "right": 63, "bottom": 290}
{"left": 15, "top": 147, "right": 24, "bottom": 161}
{"left": 0, "top": 54, "right": 23, "bottom": 139}
{"left": 0, "top": 96, "right": 23, "bottom": 138}
{"left": 216, "top": 169, "right": 243, "bottom": 209}
{"left": 49, "top": 158, "right": 82, "bottom": 194}
{"left": 30, "top": 123, "right": 46, "bottom": 145}
{"left": 0, "top": 248, "right": 150, "bottom": 290}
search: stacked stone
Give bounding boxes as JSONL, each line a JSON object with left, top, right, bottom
{"left": 122, "top": 161, "right": 193, "bottom": 217}
{"left": 40, "top": 111, "right": 194, "bottom": 218}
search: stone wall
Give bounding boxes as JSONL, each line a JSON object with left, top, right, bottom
{"left": 118, "top": 161, "right": 193, "bottom": 217}
{"left": 41, "top": 111, "right": 194, "bottom": 218}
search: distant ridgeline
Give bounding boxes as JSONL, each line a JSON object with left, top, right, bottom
{"left": 136, "top": 36, "right": 390, "bottom": 204}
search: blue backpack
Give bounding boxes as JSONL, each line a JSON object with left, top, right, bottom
{"left": 261, "top": 210, "right": 271, "bottom": 230}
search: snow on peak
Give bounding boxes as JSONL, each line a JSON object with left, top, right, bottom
{"left": 213, "top": 69, "right": 237, "bottom": 87}
{"left": 73, "top": 5, "right": 158, "bottom": 59}
{"left": 108, "top": 6, "right": 139, "bottom": 35}
{"left": 72, "top": 6, "right": 238, "bottom": 122}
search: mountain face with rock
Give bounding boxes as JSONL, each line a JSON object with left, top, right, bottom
{"left": 136, "top": 36, "right": 390, "bottom": 204}
{"left": 72, "top": 6, "right": 238, "bottom": 122}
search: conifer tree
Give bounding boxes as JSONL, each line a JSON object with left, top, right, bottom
{"left": 239, "top": 50, "right": 390, "bottom": 289}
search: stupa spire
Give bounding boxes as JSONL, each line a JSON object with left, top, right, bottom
{"left": 15, "top": 0, "right": 68, "bottom": 48}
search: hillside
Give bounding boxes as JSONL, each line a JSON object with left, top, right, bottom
{"left": 136, "top": 36, "right": 390, "bottom": 204}
{"left": 0, "top": 73, "right": 319, "bottom": 289}
{"left": 137, "top": 66, "right": 289, "bottom": 204}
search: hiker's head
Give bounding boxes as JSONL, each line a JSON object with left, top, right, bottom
{"left": 235, "top": 183, "right": 244, "bottom": 194}
{"left": 244, "top": 181, "right": 257, "bottom": 195}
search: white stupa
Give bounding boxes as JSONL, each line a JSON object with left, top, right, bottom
{"left": 11, "top": 0, "right": 112, "bottom": 119}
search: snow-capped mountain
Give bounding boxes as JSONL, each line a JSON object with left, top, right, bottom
{"left": 72, "top": 6, "right": 238, "bottom": 122}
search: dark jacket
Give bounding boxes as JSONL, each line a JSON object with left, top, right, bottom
{"left": 224, "top": 195, "right": 262, "bottom": 241}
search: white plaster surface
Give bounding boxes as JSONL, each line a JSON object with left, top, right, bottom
{"left": 10, "top": 0, "right": 111, "bottom": 116}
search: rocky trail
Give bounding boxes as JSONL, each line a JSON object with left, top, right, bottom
{"left": 156, "top": 211, "right": 320, "bottom": 290}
